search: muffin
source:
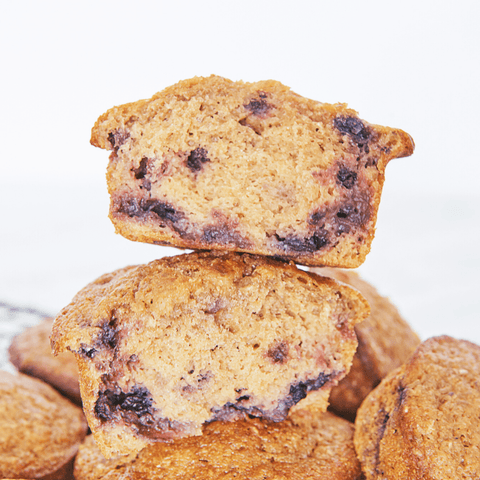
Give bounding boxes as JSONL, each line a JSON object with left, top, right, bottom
{"left": 8, "top": 317, "right": 81, "bottom": 404}
{"left": 311, "top": 267, "right": 420, "bottom": 420}
{"left": 355, "top": 336, "right": 480, "bottom": 479}
{"left": 91, "top": 75, "right": 414, "bottom": 268}
{"left": 51, "top": 251, "right": 369, "bottom": 458}
{"left": 0, "top": 371, "right": 87, "bottom": 479}
{"left": 74, "top": 408, "right": 361, "bottom": 479}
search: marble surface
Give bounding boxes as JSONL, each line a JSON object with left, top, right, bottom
{"left": 0, "top": 304, "right": 48, "bottom": 374}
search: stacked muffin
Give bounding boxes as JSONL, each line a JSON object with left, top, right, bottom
{"left": 0, "top": 368, "right": 87, "bottom": 479}
{"left": 49, "top": 76, "right": 417, "bottom": 477}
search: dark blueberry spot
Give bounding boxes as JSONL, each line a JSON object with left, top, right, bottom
{"left": 202, "top": 225, "right": 249, "bottom": 248}
{"left": 289, "top": 382, "right": 309, "bottom": 404}
{"left": 120, "top": 386, "right": 153, "bottom": 415}
{"left": 94, "top": 385, "right": 153, "bottom": 422}
{"left": 312, "top": 230, "right": 329, "bottom": 249}
{"left": 288, "top": 372, "right": 333, "bottom": 404}
{"left": 335, "top": 201, "right": 369, "bottom": 232}
{"left": 116, "top": 197, "right": 143, "bottom": 217}
{"left": 236, "top": 395, "right": 251, "bottom": 402}
{"left": 107, "top": 129, "right": 130, "bottom": 152}
{"left": 336, "top": 206, "right": 351, "bottom": 219}
{"left": 267, "top": 341, "right": 289, "bottom": 364}
{"left": 334, "top": 116, "right": 371, "bottom": 144}
{"left": 244, "top": 96, "right": 271, "bottom": 116}
{"left": 116, "top": 196, "right": 182, "bottom": 224}
{"left": 275, "top": 235, "right": 308, "bottom": 252}
{"left": 99, "top": 317, "right": 118, "bottom": 349}
{"left": 309, "top": 210, "right": 325, "bottom": 225}
{"left": 339, "top": 204, "right": 360, "bottom": 223}
{"left": 148, "top": 200, "right": 180, "bottom": 222}
{"left": 210, "top": 372, "right": 335, "bottom": 423}
{"left": 78, "top": 344, "right": 96, "bottom": 358}
{"left": 186, "top": 147, "right": 210, "bottom": 172}
{"left": 275, "top": 230, "right": 329, "bottom": 253}
{"left": 133, "top": 157, "right": 149, "bottom": 179}
{"left": 94, "top": 392, "right": 114, "bottom": 421}
{"left": 337, "top": 167, "right": 357, "bottom": 189}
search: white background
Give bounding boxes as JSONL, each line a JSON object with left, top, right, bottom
{"left": 1, "top": 1, "right": 479, "bottom": 343}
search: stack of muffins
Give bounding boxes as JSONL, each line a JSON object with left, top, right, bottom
{"left": 52, "top": 76, "right": 413, "bottom": 478}
{"left": 52, "top": 75, "right": 415, "bottom": 478}
{"left": 7, "top": 76, "right": 479, "bottom": 478}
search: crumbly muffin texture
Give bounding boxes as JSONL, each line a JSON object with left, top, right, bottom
{"left": 91, "top": 75, "right": 414, "bottom": 268}
{"left": 74, "top": 409, "right": 361, "bottom": 480}
{"left": 0, "top": 371, "right": 88, "bottom": 479}
{"left": 354, "top": 336, "right": 480, "bottom": 479}
{"left": 311, "top": 267, "right": 421, "bottom": 420}
{"left": 51, "top": 251, "right": 369, "bottom": 458}
{"left": 8, "top": 317, "right": 81, "bottom": 405}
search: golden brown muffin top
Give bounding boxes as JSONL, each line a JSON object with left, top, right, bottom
{"left": 74, "top": 409, "right": 362, "bottom": 479}
{"left": 355, "top": 336, "right": 480, "bottom": 479}
{"left": 312, "top": 267, "right": 421, "bottom": 420}
{"left": 8, "top": 317, "right": 81, "bottom": 404}
{"left": 91, "top": 75, "right": 414, "bottom": 162}
{"left": 0, "top": 371, "right": 87, "bottom": 479}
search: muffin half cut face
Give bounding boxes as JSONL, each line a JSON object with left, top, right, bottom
{"left": 91, "top": 75, "right": 414, "bottom": 268}
{"left": 52, "top": 251, "right": 369, "bottom": 458}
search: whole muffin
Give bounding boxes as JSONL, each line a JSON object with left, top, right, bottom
{"left": 91, "top": 75, "right": 414, "bottom": 268}
{"left": 51, "top": 251, "right": 369, "bottom": 458}
{"left": 74, "top": 408, "right": 362, "bottom": 479}
{"left": 8, "top": 317, "right": 81, "bottom": 404}
{"left": 354, "top": 336, "right": 480, "bottom": 479}
{"left": 311, "top": 267, "right": 420, "bottom": 420}
{"left": 0, "top": 371, "right": 88, "bottom": 479}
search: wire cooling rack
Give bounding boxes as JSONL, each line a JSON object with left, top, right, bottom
{"left": 0, "top": 302, "right": 50, "bottom": 373}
